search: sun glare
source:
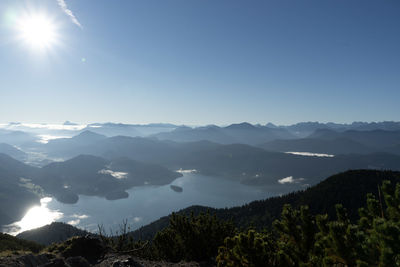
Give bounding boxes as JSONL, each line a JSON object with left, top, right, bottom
{"left": 6, "top": 197, "right": 63, "bottom": 235}
{"left": 17, "top": 13, "right": 58, "bottom": 50}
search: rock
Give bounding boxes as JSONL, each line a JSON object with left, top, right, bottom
{"left": 40, "top": 258, "right": 68, "bottom": 267}
{"left": 0, "top": 253, "right": 54, "bottom": 267}
{"left": 95, "top": 254, "right": 204, "bottom": 267}
{"left": 111, "top": 257, "right": 143, "bottom": 267}
{"left": 18, "top": 253, "right": 53, "bottom": 266}
{"left": 96, "top": 254, "right": 144, "bottom": 267}
{"left": 50, "top": 236, "right": 108, "bottom": 264}
{"left": 65, "top": 256, "right": 91, "bottom": 267}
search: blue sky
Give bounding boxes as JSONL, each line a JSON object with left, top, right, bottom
{"left": 0, "top": 0, "right": 399, "bottom": 125}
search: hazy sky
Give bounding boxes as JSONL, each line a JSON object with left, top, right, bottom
{"left": 0, "top": 0, "right": 399, "bottom": 125}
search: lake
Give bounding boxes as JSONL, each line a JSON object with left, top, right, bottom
{"left": 5, "top": 172, "right": 278, "bottom": 235}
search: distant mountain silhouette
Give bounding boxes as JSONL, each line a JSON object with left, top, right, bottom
{"left": 37, "top": 133, "right": 400, "bottom": 188}
{"left": 17, "top": 222, "right": 90, "bottom": 245}
{"left": 38, "top": 154, "right": 182, "bottom": 203}
{"left": 225, "top": 122, "right": 258, "bottom": 130}
{"left": 0, "top": 143, "right": 27, "bottom": 161}
{"left": 309, "top": 129, "right": 400, "bottom": 153}
{"left": 48, "top": 130, "right": 106, "bottom": 144}
{"left": 44, "top": 131, "right": 107, "bottom": 158}
{"left": 63, "top": 121, "right": 78, "bottom": 126}
{"left": 259, "top": 137, "right": 377, "bottom": 155}
{"left": 224, "top": 123, "right": 295, "bottom": 144}
{"left": 0, "top": 153, "right": 37, "bottom": 178}
{"left": 1, "top": 123, "right": 400, "bottom": 228}
{"left": 82, "top": 123, "right": 177, "bottom": 137}
{"left": 153, "top": 122, "right": 294, "bottom": 145}
{"left": 274, "top": 121, "right": 400, "bottom": 138}
{"left": 307, "top": 128, "right": 341, "bottom": 139}
{"left": 169, "top": 144, "right": 400, "bottom": 186}
{"left": 153, "top": 121, "right": 399, "bottom": 144}
{"left": 349, "top": 121, "right": 400, "bottom": 131}
{"left": 153, "top": 125, "right": 234, "bottom": 144}
{"left": 0, "top": 154, "right": 40, "bottom": 225}
{"left": 279, "top": 122, "right": 346, "bottom": 137}
{"left": 0, "top": 129, "right": 36, "bottom": 146}
{"left": 83, "top": 135, "right": 179, "bottom": 163}
{"left": 82, "top": 123, "right": 142, "bottom": 137}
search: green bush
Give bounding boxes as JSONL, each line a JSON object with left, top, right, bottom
{"left": 0, "top": 233, "right": 44, "bottom": 253}
{"left": 45, "top": 236, "right": 107, "bottom": 263}
{"left": 217, "top": 230, "right": 276, "bottom": 267}
{"left": 217, "top": 181, "right": 400, "bottom": 267}
{"left": 153, "top": 211, "right": 236, "bottom": 262}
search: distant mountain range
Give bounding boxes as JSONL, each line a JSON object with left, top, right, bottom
{"left": 28, "top": 131, "right": 400, "bottom": 187}
{"left": 2, "top": 120, "right": 400, "bottom": 141}
{"left": 83, "top": 122, "right": 177, "bottom": 137}
{"left": 0, "top": 121, "right": 399, "bottom": 229}
{"left": 276, "top": 121, "right": 400, "bottom": 137}
{"left": 0, "top": 129, "right": 36, "bottom": 146}
{"left": 309, "top": 129, "right": 400, "bottom": 148}
{"left": 260, "top": 137, "right": 375, "bottom": 155}
{"left": 43, "top": 130, "right": 107, "bottom": 157}
{"left": 0, "top": 143, "right": 27, "bottom": 161}
{"left": 1, "top": 129, "right": 400, "bottom": 227}
{"left": 261, "top": 129, "right": 400, "bottom": 156}
{"left": 37, "top": 154, "right": 182, "bottom": 203}
{"left": 150, "top": 121, "right": 400, "bottom": 144}
{"left": 1, "top": 124, "right": 394, "bottom": 163}
{"left": 152, "top": 122, "right": 295, "bottom": 145}
{"left": 0, "top": 154, "right": 40, "bottom": 226}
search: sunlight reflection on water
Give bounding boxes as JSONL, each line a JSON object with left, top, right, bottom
{"left": 5, "top": 197, "right": 63, "bottom": 235}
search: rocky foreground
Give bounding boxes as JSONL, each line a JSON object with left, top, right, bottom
{"left": 0, "top": 236, "right": 210, "bottom": 267}
{"left": 0, "top": 253, "right": 205, "bottom": 267}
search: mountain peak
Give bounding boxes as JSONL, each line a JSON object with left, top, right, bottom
{"left": 225, "top": 122, "right": 256, "bottom": 130}
{"left": 74, "top": 130, "right": 106, "bottom": 140}
{"left": 63, "top": 121, "right": 78, "bottom": 126}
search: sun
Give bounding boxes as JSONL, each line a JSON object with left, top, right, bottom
{"left": 17, "top": 13, "right": 58, "bottom": 51}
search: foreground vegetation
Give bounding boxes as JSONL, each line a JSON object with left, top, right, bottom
{"left": 90, "top": 179, "right": 400, "bottom": 266}
{"left": 217, "top": 180, "right": 400, "bottom": 266}
{"left": 0, "top": 233, "right": 43, "bottom": 255}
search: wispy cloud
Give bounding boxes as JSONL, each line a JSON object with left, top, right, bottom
{"left": 57, "top": 0, "right": 82, "bottom": 29}
{"left": 72, "top": 214, "right": 89, "bottom": 219}
{"left": 67, "top": 219, "right": 80, "bottom": 226}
